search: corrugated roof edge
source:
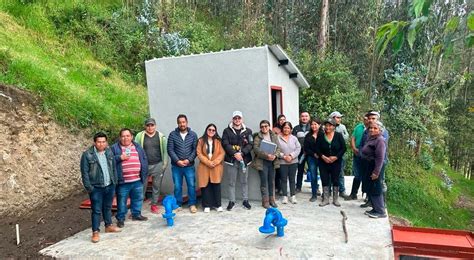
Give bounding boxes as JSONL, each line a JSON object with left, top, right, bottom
{"left": 145, "top": 45, "right": 310, "bottom": 88}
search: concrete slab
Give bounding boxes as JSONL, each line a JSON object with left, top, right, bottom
{"left": 40, "top": 177, "right": 394, "bottom": 259}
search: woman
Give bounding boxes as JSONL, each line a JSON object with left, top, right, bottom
{"left": 304, "top": 118, "right": 322, "bottom": 202}
{"left": 272, "top": 114, "right": 286, "bottom": 196}
{"left": 360, "top": 121, "right": 386, "bottom": 218}
{"left": 252, "top": 120, "right": 281, "bottom": 208}
{"left": 196, "top": 124, "right": 225, "bottom": 213}
{"left": 315, "top": 118, "right": 346, "bottom": 207}
{"left": 277, "top": 121, "right": 301, "bottom": 204}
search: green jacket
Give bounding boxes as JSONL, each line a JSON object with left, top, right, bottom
{"left": 135, "top": 130, "right": 169, "bottom": 170}
{"left": 251, "top": 131, "right": 281, "bottom": 171}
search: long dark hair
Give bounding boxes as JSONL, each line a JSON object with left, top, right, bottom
{"left": 306, "top": 118, "right": 323, "bottom": 136}
{"left": 200, "top": 123, "right": 220, "bottom": 154}
{"left": 275, "top": 114, "right": 286, "bottom": 129}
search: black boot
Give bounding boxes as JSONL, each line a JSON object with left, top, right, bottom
{"left": 345, "top": 178, "right": 361, "bottom": 201}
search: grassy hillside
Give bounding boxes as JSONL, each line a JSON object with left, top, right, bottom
{"left": 0, "top": 9, "right": 147, "bottom": 135}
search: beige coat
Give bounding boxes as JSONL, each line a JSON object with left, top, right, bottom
{"left": 196, "top": 138, "right": 225, "bottom": 188}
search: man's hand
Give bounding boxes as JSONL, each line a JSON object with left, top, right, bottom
{"left": 209, "top": 161, "right": 216, "bottom": 168}
{"left": 176, "top": 160, "right": 186, "bottom": 167}
{"left": 352, "top": 148, "right": 359, "bottom": 155}
{"left": 183, "top": 159, "right": 190, "bottom": 166}
{"left": 234, "top": 152, "right": 243, "bottom": 161}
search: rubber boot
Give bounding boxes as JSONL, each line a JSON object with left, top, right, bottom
{"left": 269, "top": 196, "right": 278, "bottom": 208}
{"left": 333, "top": 187, "right": 341, "bottom": 207}
{"left": 345, "top": 178, "right": 361, "bottom": 201}
{"left": 319, "top": 187, "right": 330, "bottom": 207}
{"left": 261, "top": 196, "right": 270, "bottom": 209}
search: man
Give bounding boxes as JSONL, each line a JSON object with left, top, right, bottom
{"left": 345, "top": 115, "right": 368, "bottom": 200}
{"left": 329, "top": 111, "right": 350, "bottom": 199}
{"left": 135, "top": 118, "right": 169, "bottom": 214}
{"left": 112, "top": 128, "right": 148, "bottom": 228}
{"left": 167, "top": 114, "right": 198, "bottom": 213}
{"left": 359, "top": 110, "right": 389, "bottom": 208}
{"left": 292, "top": 111, "right": 310, "bottom": 192}
{"left": 80, "top": 132, "right": 121, "bottom": 243}
{"left": 222, "top": 111, "right": 253, "bottom": 210}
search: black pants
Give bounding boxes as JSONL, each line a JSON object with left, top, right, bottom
{"left": 319, "top": 160, "right": 341, "bottom": 187}
{"left": 361, "top": 159, "right": 382, "bottom": 196}
{"left": 201, "top": 182, "right": 221, "bottom": 208}
{"left": 296, "top": 154, "right": 306, "bottom": 189}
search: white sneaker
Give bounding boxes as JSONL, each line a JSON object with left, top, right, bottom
{"left": 204, "top": 207, "right": 210, "bottom": 213}
{"left": 282, "top": 196, "right": 288, "bottom": 204}
{"left": 216, "top": 206, "right": 223, "bottom": 212}
{"left": 290, "top": 195, "right": 297, "bottom": 204}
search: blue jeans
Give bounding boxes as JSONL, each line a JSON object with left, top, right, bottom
{"left": 172, "top": 165, "right": 196, "bottom": 206}
{"left": 89, "top": 184, "right": 115, "bottom": 232}
{"left": 116, "top": 181, "right": 143, "bottom": 221}
{"left": 307, "top": 156, "right": 319, "bottom": 197}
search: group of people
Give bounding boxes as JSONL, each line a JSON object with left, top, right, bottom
{"left": 80, "top": 110, "right": 388, "bottom": 243}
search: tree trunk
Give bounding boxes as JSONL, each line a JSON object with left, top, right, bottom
{"left": 318, "top": 0, "right": 329, "bottom": 58}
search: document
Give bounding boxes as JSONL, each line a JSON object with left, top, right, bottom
{"left": 260, "top": 139, "right": 277, "bottom": 154}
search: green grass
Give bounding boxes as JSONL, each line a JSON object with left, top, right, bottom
{"left": 387, "top": 152, "right": 473, "bottom": 230}
{"left": 0, "top": 11, "right": 147, "bottom": 135}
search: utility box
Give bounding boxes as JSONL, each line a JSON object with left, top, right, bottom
{"left": 145, "top": 45, "right": 309, "bottom": 201}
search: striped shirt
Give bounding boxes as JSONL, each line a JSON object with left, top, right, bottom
{"left": 121, "top": 144, "right": 141, "bottom": 183}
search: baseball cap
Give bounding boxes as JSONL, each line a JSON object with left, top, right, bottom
{"left": 324, "top": 117, "right": 337, "bottom": 126}
{"left": 232, "top": 111, "right": 243, "bottom": 118}
{"left": 365, "top": 110, "right": 380, "bottom": 118}
{"left": 329, "top": 111, "right": 343, "bottom": 118}
{"left": 144, "top": 118, "right": 156, "bottom": 125}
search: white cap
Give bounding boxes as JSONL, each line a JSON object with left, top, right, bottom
{"left": 329, "top": 111, "right": 343, "bottom": 118}
{"left": 232, "top": 111, "right": 243, "bottom": 118}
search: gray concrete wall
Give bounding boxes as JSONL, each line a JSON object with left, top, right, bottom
{"left": 266, "top": 48, "right": 300, "bottom": 125}
{"left": 145, "top": 47, "right": 277, "bottom": 201}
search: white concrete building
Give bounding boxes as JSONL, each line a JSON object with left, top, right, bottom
{"left": 145, "top": 45, "right": 309, "bottom": 201}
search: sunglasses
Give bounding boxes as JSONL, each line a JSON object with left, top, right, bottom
{"left": 207, "top": 129, "right": 216, "bottom": 132}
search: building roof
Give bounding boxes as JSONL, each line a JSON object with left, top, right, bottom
{"left": 145, "top": 45, "right": 310, "bottom": 88}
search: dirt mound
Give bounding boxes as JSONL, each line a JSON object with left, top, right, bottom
{"left": 0, "top": 84, "right": 89, "bottom": 217}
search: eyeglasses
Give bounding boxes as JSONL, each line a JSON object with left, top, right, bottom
{"left": 233, "top": 117, "right": 242, "bottom": 120}
{"left": 260, "top": 125, "right": 269, "bottom": 129}
{"left": 207, "top": 129, "right": 216, "bottom": 132}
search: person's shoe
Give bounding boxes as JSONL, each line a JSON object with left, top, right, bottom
{"left": 368, "top": 212, "right": 387, "bottom": 218}
{"left": 309, "top": 196, "right": 318, "bottom": 202}
{"left": 345, "top": 194, "right": 357, "bottom": 201}
{"left": 150, "top": 204, "right": 160, "bottom": 214}
{"left": 226, "top": 201, "right": 235, "bottom": 211}
{"left": 295, "top": 188, "right": 302, "bottom": 193}
{"left": 319, "top": 186, "right": 330, "bottom": 207}
{"left": 360, "top": 200, "right": 372, "bottom": 208}
{"left": 117, "top": 221, "right": 124, "bottom": 228}
{"left": 190, "top": 205, "right": 198, "bottom": 213}
{"left": 242, "top": 200, "right": 251, "bottom": 210}
{"left": 132, "top": 215, "right": 148, "bottom": 221}
{"left": 289, "top": 195, "right": 297, "bottom": 204}
{"left": 216, "top": 206, "right": 224, "bottom": 212}
{"left": 105, "top": 225, "right": 122, "bottom": 233}
{"left": 203, "top": 207, "right": 210, "bottom": 213}
{"left": 261, "top": 196, "right": 270, "bottom": 209}
{"left": 339, "top": 191, "right": 351, "bottom": 200}
{"left": 91, "top": 231, "right": 100, "bottom": 243}
{"left": 175, "top": 206, "right": 183, "bottom": 212}
{"left": 317, "top": 189, "right": 322, "bottom": 196}
{"left": 364, "top": 209, "right": 376, "bottom": 215}
{"left": 281, "top": 196, "right": 288, "bottom": 204}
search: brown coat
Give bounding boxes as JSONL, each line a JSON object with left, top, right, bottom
{"left": 196, "top": 138, "right": 225, "bottom": 188}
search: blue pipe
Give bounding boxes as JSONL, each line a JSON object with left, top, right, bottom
{"left": 259, "top": 208, "right": 288, "bottom": 237}
{"left": 161, "top": 195, "right": 179, "bottom": 227}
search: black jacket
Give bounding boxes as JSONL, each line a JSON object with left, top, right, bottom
{"left": 315, "top": 132, "right": 346, "bottom": 161}
{"left": 292, "top": 123, "right": 309, "bottom": 156}
{"left": 80, "top": 146, "right": 118, "bottom": 192}
{"left": 222, "top": 123, "right": 253, "bottom": 165}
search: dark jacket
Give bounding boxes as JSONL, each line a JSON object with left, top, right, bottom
{"left": 292, "top": 123, "right": 310, "bottom": 156}
{"left": 222, "top": 123, "right": 253, "bottom": 165}
{"left": 303, "top": 131, "right": 321, "bottom": 159}
{"left": 360, "top": 134, "right": 386, "bottom": 177}
{"left": 167, "top": 127, "right": 198, "bottom": 166}
{"left": 315, "top": 132, "right": 347, "bottom": 161}
{"left": 251, "top": 131, "right": 281, "bottom": 171}
{"left": 80, "top": 146, "right": 118, "bottom": 192}
{"left": 111, "top": 141, "right": 148, "bottom": 184}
